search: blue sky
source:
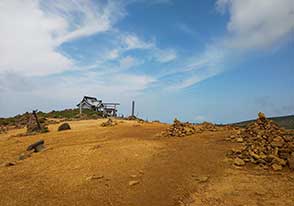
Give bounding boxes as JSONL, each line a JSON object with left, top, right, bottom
{"left": 0, "top": 0, "right": 293, "bottom": 123}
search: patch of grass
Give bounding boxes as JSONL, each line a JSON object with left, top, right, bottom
{"left": 0, "top": 108, "right": 103, "bottom": 128}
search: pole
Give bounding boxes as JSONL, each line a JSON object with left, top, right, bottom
{"left": 131, "top": 101, "right": 135, "bottom": 117}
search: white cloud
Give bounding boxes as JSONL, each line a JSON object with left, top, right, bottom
{"left": 39, "top": 73, "right": 155, "bottom": 100}
{"left": 161, "top": 45, "right": 226, "bottom": 90}
{"left": 153, "top": 48, "right": 177, "bottom": 63}
{"left": 217, "top": 0, "right": 294, "bottom": 50}
{"left": 42, "top": 0, "right": 125, "bottom": 45}
{"left": 0, "top": 71, "right": 156, "bottom": 117}
{"left": 119, "top": 56, "right": 139, "bottom": 70}
{"left": 122, "top": 34, "right": 154, "bottom": 50}
{"left": 0, "top": 0, "right": 72, "bottom": 76}
{"left": 167, "top": 0, "right": 294, "bottom": 90}
{"left": 106, "top": 49, "right": 120, "bottom": 60}
{"left": 0, "top": 0, "right": 125, "bottom": 76}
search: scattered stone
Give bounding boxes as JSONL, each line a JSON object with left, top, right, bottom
{"left": 228, "top": 112, "right": 294, "bottom": 170}
{"left": 192, "top": 175, "right": 209, "bottom": 183}
{"left": 27, "top": 140, "right": 45, "bottom": 153}
{"left": 194, "top": 122, "right": 218, "bottom": 132}
{"left": 258, "top": 112, "right": 266, "bottom": 120}
{"left": 130, "top": 174, "right": 137, "bottom": 178}
{"left": 4, "top": 162, "right": 16, "bottom": 167}
{"left": 234, "top": 157, "right": 245, "bottom": 166}
{"left": 91, "top": 144, "right": 101, "bottom": 150}
{"left": 161, "top": 118, "right": 196, "bottom": 137}
{"left": 58, "top": 123, "right": 71, "bottom": 131}
{"left": 101, "top": 119, "right": 117, "bottom": 127}
{"left": 288, "top": 153, "right": 294, "bottom": 170}
{"left": 126, "top": 116, "right": 144, "bottom": 121}
{"left": 160, "top": 118, "right": 226, "bottom": 138}
{"left": 18, "top": 153, "right": 31, "bottom": 160}
{"left": 86, "top": 175, "right": 104, "bottom": 181}
{"left": 129, "top": 180, "right": 140, "bottom": 186}
{"left": 272, "top": 163, "right": 283, "bottom": 171}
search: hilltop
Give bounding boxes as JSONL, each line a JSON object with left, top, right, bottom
{"left": 232, "top": 114, "right": 294, "bottom": 129}
{"left": 1, "top": 117, "right": 294, "bottom": 206}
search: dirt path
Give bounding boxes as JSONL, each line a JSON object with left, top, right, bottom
{"left": 0, "top": 119, "right": 293, "bottom": 206}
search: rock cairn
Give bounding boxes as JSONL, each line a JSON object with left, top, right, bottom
{"left": 228, "top": 112, "right": 294, "bottom": 171}
{"left": 194, "top": 122, "right": 218, "bottom": 132}
{"left": 161, "top": 119, "right": 195, "bottom": 137}
{"left": 101, "top": 118, "right": 117, "bottom": 127}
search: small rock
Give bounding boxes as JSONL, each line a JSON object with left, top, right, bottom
{"left": 130, "top": 174, "right": 137, "bottom": 178}
{"left": 18, "top": 153, "right": 31, "bottom": 161}
{"left": 269, "top": 155, "right": 287, "bottom": 166}
{"left": 271, "top": 163, "right": 282, "bottom": 171}
{"left": 288, "top": 153, "right": 294, "bottom": 170}
{"left": 271, "top": 136, "right": 284, "bottom": 147}
{"left": 193, "top": 175, "right": 209, "bottom": 183}
{"left": 258, "top": 112, "right": 266, "bottom": 120}
{"left": 86, "top": 175, "right": 104, "bottom": 181}
{"left": 4, "top": 162, "right": 16, "bottom": 167}
{"left": 236, "top": 137, "right": 244, "bottom": 143}
{"left": 234, "top": 157, "right": 245, "bottom": 166}
{"left": 129, "top": 180, "right": 139, "bottom": 186}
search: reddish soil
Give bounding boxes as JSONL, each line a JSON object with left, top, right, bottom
{"left": 0, "top": 119, "right": 293, "bottom": 206}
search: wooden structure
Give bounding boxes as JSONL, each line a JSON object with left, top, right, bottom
{"left": 77, "top": 96, "right": 120, "bottom": 117}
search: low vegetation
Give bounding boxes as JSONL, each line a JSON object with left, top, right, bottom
{"left": 0, "top": 109, "right": 103, "bottom": 129}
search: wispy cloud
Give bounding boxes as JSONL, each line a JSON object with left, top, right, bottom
{"left": 164, "top": 0, "right": 294, "bottom": 90}
{"left": 122, "top": 33, "right": 154, "bottom": 50}
{"left": 0, "top": 0, "right": 126, "bottom": 76}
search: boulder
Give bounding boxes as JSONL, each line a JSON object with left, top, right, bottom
{"left": 27, "top": 140, "right": 45, "bottom": 152}
{"left": 58, "top": 123, "right": 71, "bottom": 131}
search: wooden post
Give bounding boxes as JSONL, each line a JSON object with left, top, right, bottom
{"left": 32, "top": 110, "right": 41, "bottom": 130}
{"left": 131, "top": 101, "right": 135, "bottom": 117}
{"left": 79, "top": 103, "right": 82, "bottom": 114}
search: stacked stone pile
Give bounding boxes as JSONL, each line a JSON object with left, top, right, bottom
{"left": 161, "top": 119, "right": 195, "bottom": 137}
{"left": 228, "top": 112, "right": 294, "bottom": 171}
{"left": 101, "top": 119, "right": 117, "bottom": 127}
{"left": 194, "top": 122, "right": 218, "bottom": 132}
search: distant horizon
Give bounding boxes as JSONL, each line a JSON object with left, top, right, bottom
{"left": 0, "top": 0, "right": 293, "bottom": 124}
{"left": 1, "top": 103, "right": 293, "bottom": 125}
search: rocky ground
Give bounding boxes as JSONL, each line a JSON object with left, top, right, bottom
{"left": 0, "top": 118, "right": 294, "bottom": 206}
{"left": 226, "top": 112, "right": 294, "bottom": 171}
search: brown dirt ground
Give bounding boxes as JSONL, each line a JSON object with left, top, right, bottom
{"left": 0, "top": 119, "right": 293, "bottom": 206}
